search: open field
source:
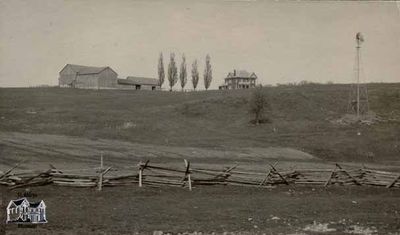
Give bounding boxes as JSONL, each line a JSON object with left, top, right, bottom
{"left": 1, "top": 185, "right": 400, "bottom": 235}
{"left": 0, "top": 83, "right": 400, "bottom": 163}
{"left": 1, "top": 84, "right": 400, "bottom": 234}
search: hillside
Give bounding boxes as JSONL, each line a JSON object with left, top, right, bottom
{"left": 0, "top": 83, "right": 399, "bottom": 162}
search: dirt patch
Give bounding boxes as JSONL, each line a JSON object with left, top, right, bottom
{"left": 303, "top": 221, "right": 336, "bottom": 233}
{"left": 331, "top": 113, "right": 381, "bottom": 126}
{"left": 344, "top": 225, "right": 378, "bottom": 235}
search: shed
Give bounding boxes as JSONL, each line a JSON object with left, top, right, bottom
{"left": 117, "top": 76, "right": 160, "bottom": 90}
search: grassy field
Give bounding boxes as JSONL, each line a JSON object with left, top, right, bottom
{"left": 1, "top": 185, "right": 400, "bottom": 235}
{"left": 1, "top": 84, "right": 400, "bottom": 234}
{"left": 0, "top": 83, "right": 399, "bottom": 163}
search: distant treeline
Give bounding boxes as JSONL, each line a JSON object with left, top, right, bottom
{"left": 276, "top": 80, "right": 334, "bottom": 87}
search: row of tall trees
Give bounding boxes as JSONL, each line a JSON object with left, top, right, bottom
{"left": 158, "top": 53, "right": 212, "bottom": 91}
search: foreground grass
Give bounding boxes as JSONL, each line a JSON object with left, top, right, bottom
{"left": 1, "top": 185, "right": 400, "bottom": 234}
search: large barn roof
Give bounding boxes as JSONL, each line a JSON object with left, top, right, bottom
{"left": 61, "top": 64, "right": 117, "bottom": 75}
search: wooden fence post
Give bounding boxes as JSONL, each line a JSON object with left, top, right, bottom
{"left": 139, "top": 161, "right": 143, "bottom": 187}
{"left": 325, "top": 165, "right": 337, "bottom": 187}
{"left": 98, "top": 153, "right": 103, "bottom": 191}
{"left": 260, "top": 169, "right": 272, "bottom": 186}
{"left": 268, "top": 163, "right": 288, "bottom": 185}
{"left": 0, "top": 160, "right": 25, "bottom": 180}
{"left": 335, "top": 163, "right": 361, "bottom": 186}
{"left": 260, "top": 162, "right": 277, "bottom": 186}
{"left": 386, "top": 175, "right": 400, "bottom": 188}
{"left": 184, "top": 159, "right": 192, "bottom": 191}
{"left": 138, "top": 160, "right": 149, "bottom": 188}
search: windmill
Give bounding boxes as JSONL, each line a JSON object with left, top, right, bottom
{"left": 347, "top": 32, "right": 369, "bottom": 119}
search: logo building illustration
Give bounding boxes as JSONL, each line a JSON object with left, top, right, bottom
{"left": 6, "top": 198, "right": 47, "bottom": 224}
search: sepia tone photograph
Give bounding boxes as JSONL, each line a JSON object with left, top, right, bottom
{"left": 0, "top": 0, "right": 400, "bottom": 234}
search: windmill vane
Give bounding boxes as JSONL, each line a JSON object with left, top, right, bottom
{"left": 356, "top": 32, "right": 365, "bottom": 44}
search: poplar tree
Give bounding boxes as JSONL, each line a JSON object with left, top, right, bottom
{"left": 191, "top": 59, "right": 199, "bottom": 91}
{"left": 179, "top": 54, "right": 187, "bottom": 91}
{"left": 157, "top": 53, "right": 165, "bottom": 88}
{"left": 203, "top": 54, "right": 212, "bottom": 90}
{"left": 168, "top": 53, "right": 178, "bottom": 91}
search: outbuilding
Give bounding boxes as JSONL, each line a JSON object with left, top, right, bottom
{"left": 117, "top": 76, "right": 160, "bottom": 90}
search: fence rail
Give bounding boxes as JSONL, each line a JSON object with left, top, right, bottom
{"left": 1, "top": 159, "right": 399, "bottom": 190}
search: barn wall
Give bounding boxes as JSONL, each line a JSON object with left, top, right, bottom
{"left": 59, "top": 65, "right": 76, "bottom": 87}
{"left": 75, "top": 74, "right": 99, "bottom": 88}
{"left": 98, "top": 68, "right": 117, "bottom": 88}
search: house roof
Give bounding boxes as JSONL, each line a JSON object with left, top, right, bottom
{"left": 7, "top": 198, "right": 45, "bottom": 209}
{"left": 226, "top": 70, "right": 257, "bottom": 79}
{"left": 118, "top": 76, "right": 159, "bottom": 86}
{"left": 29, "top": 201, "right": 44, "bottom": 208}
{"left": 11, "top": 198, "right": 27, "bottom": 206}
{"left": 61, "top": 64, "right": 117, "bottom": 75}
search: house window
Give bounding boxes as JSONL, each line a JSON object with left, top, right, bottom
{"left": 135, "top": 85, "right": 141, "bottom": 90}
{"left": 152, "top": 86, "right": 156, "bottom": 90}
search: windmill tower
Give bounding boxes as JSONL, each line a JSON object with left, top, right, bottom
{"left": 348, "top": 32, "right": 369, "bottom": 119}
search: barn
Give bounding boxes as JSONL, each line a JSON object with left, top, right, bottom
{"left": 117, "top": 76, "right": 160, "bottom": 90}
{"left": 59, "top": 64, "right": 118, "bottom": 89}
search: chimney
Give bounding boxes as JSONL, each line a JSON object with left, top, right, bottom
{"left": 233, "top": 69, "right": 236, "bottom": 76}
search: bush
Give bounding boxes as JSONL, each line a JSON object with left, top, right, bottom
{"left": 249, "top": 86, "right": 270, "bottom": 125}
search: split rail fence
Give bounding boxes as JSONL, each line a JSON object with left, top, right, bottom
{"left": 0, "top": 158, "right": 399, "bottom": 190}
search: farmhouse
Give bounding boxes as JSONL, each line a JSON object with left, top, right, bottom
{"left": 59, "top": 64, "right": 118, "bottom": 89}
{"left": 117, "top": 76, "right": 160, "bottom": 90}
{"left": 219, "top": 70, "right": 257, "bottom": 90}
{"left": 6, "top": 198, "right": 47, "bottom": 224}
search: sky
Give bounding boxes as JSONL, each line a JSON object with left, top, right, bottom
{"left": 0, "top": 0, "right": 399, "bottom": 89}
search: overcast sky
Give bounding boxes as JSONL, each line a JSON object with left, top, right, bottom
{"left": 0, "top": 0, "right": 399, "bottom": 89}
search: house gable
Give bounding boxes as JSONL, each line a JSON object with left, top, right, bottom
{"left": 8, "top": 198, "right": 28, "bottom": 208}
{"left": 7, "top": 201, "right": 16, "bottom": 209}
{"left": 249, "top": 73, "right": 257, "bottom": 79}
{"left": 30, "top": 200, "right": 46, "bottom": 209}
